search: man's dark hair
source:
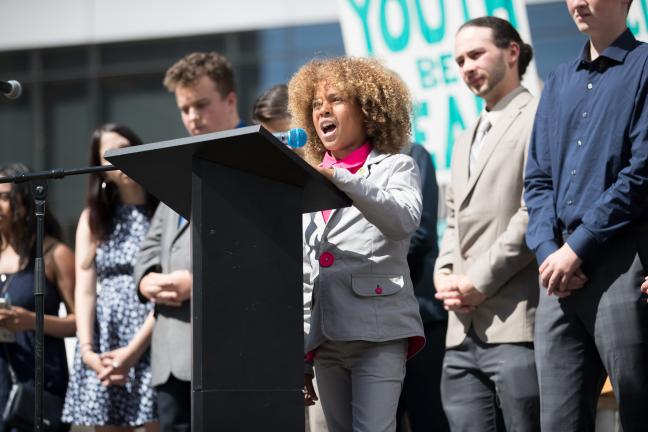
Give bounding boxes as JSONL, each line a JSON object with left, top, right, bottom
{"left": 459, "top": 16, "right": 534, "bottom": 79}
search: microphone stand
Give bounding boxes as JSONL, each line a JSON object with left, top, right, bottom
{"left": 0, "top": 164, "right": 117, "bottom": 432}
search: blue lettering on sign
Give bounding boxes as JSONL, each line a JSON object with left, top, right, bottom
{"left": 417, "top": 53, "right": 459, "bottom": 89}
{"left": 628, "top": 0, "right": 648, "bottom": 35}
{"left": 413, "top": 100, "right": 429, "bottom": 144}
{"left": 414, "top": 0, "right": 446, "bottom": 44}
{"left": 446, "top": 95, "right": 467, "bottom": 169}
{"left": 380, "top": 0, "right": 411, "bottom": 52}
{"left": 485, "top": 0, "right": 518, "bottom": 27}
{"left": 347, "top": 0, "right": 374, "bottom": 54}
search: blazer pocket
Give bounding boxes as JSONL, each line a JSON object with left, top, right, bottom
{"left": 351, "top": 274, "right": 404, "bottom": 297}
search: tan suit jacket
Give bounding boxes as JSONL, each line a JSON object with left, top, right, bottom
{"left": 435, "top": 88, "right": 540, "bottom": 348}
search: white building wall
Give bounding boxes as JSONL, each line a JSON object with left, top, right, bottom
{"left": 0, "top": 0, "right": 340, "bottom": 51}
{"left": 0, "top": 0, "right": 559, "bottom": 52}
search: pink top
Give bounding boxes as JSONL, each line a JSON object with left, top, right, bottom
{"left": 320, "top": 142, "right": 372, "bottom": 223}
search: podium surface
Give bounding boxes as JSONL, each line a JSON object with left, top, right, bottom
{"left": 106, "top": 126, "right": 350, "bottom": 430}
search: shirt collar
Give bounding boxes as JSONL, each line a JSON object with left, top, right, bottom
{"left": 576, "top": 27, "right": 637, "bottom": 70}
{"left": 321, "top": 141, "right": 373, "bottom": 171}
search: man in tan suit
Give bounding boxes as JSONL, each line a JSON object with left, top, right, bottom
{"left": 434, "top": 17, "right": 540, "bottom": 431}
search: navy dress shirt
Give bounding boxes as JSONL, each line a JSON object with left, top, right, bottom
{"left": 525, "top": 29, "right": 648, "bottom": 266}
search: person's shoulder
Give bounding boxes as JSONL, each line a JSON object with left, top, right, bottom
{"left": 545, "top": 60, "right": 575, "bottom": 87}
{"left": 628, "top": 40, "right": 648, "bottom": 65}
{"left": 44, "top": 236, "right": 73, "bottom": 263}
{"left": 407, "top": 143, "right": 430, "bottom": 160}
{"left": 386, "top": 151, "right": 415, "bottom": 164}
{"left": 381, "top": 152, "right": 419, "bottom": 175}
{"left": 517, "top": 90, "right": 540, "bottom": 114}
{"left": 77, "top": 207, "right": 91, "bottom": 227}
{"left": 153, "top": 202, "right": 175, "bottom": 219}
{"left": 630, "top": 38, "right": 648, "bottom": 53}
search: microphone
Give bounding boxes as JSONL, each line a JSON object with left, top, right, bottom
{"left": 273, "top": 128, "right": 307, "bottom": 148}
{"left": 0, "top": 80, "right": 22, "bottom": 99}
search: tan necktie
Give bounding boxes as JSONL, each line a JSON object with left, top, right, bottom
{"left": 469, "top": 117, "right": 491, "bottom": 176}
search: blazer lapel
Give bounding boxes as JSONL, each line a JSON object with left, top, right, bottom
{"left": 456, "top": 123, "right": 476, "bottom": 198}
{"left": 171, "top": 213, "right": 190, "bottom": 244}
{"left": 460, "top": 91, "right": 531, "bottom": 207}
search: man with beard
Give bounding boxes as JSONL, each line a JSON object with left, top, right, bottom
{"left": 434, "top": 17, "right": 540, "bottom": 431}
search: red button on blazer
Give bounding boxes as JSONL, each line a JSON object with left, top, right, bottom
{"left": 319, "top": 252, "right": 334, "bottom": 267}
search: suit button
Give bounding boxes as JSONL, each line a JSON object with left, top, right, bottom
{"left": 375, "top": 286, "right": 383, "bottom": 295}
{"left": 319, "top": 252, "right": 334, "bottom": 268}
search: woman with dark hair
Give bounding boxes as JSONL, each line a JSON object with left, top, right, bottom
{"left": 0, "top": 162, "right": 76, "bottom": 432}
{"left": 252, "top": 84, "right": 292, "bottom": 133}
{"left": 62, "top": 124, "right": 159, "bottom": 431}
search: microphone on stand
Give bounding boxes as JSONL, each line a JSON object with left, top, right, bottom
{"left": 273, "top": 128, "right": 307, "bottom": 149}
{"left": 0, "top": 80, "right": 22, "bottom": 99}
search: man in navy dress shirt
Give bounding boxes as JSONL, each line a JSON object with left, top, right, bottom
{"left": 524, "top": 1, "right": 648, "bottom": 430}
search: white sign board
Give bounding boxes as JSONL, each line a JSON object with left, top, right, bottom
{"left": 337, "top": 0, "right": 540, "bottom": 178}
{"left": 629, "top": 1, "right": 648, "bottom": 42}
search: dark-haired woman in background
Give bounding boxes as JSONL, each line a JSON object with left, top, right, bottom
{"left": 252, "top": 84, "right": 292, "bottom": 133}
{"left": 0, "top": 162, "right": 76, "bottom": 432}
{"left": 62, "top": 124, "right": 159, "bottom": 431}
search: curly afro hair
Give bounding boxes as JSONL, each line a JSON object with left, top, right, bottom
{"left": 288, "top": 57, "right": 412, "bottom": 164}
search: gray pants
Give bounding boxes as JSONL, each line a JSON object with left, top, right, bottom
{"left": 535, "top": 230, "right": 648, "bottom": 432}
{"left": 441, "top": 328, "right": 540, "bottom": 432}
{"left": 314, "top": 339, "right": 407, "bottom": 432}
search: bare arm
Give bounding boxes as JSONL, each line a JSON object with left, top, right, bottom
{"left": 0, "top": 239, "right": 76, "bottom": 338}
{"left": 98, "top": 311, "right": 155, "bottom": 386}
{"left": 39, "top": 237, "right": 77, "bottom": 337}
{"left": 74, "top": 209, "right": 98, "bottom": 352}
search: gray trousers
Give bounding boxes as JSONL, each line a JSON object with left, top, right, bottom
{"left": 535, "top": 229, "right": 648, "bottom": 432}
{"left": 441, "top": 327, "right": 540, "bottom": 432}
{"left": 314, "top": 339, "right": 407, "bottom": 432}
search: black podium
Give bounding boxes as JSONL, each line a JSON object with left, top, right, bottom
{"left": 106, "top": 125, "right": 350, "bottom": 430}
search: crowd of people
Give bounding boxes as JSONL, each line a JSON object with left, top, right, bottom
{"left": 0, "top": 1, "right": 647, "bottom": 431}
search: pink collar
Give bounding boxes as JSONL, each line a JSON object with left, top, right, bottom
{"left": 321, "top": 142, "right": 372, "bottom": 174}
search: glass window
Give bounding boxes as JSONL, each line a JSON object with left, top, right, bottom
{"left": 43, "top": 46, "right": 88, "bottom": 72}
{"left": 0, "top": 51, "right": 30, "bottom": 75}
{"left": 102, "top": 75, "right": 185, "bottom": 142}
{"left": 0, "top": 95, "right": 33, "bottom": 164}
{"left": 43, "top": 81, "right": 92, "bottom": 240}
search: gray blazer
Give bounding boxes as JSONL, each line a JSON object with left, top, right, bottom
{"left": 134, "top": 203, "right": 191, "bottom": 386}
{"left": 304, "top": 150, "right": 425, "bottom": 354}
{"left": 435, "top": 88, "right": 540, "bottom": 348}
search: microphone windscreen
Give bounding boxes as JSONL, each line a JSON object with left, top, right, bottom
{"left": 286, "top": 128, "right": 307, "bottom": 148}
